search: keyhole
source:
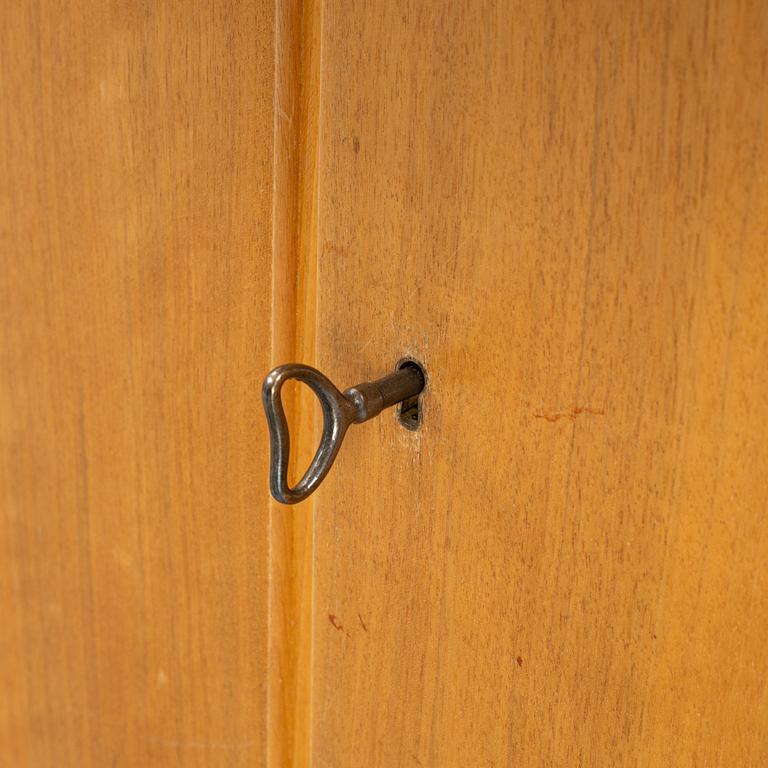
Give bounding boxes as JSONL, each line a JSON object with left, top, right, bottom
{"left": 396, "top": 358, "right": 426, "bottom": 431}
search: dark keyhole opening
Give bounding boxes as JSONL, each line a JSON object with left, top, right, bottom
{"left": 396, "top": 358, "right": 426, "bottom": 431}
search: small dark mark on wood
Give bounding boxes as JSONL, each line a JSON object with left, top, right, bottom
{"left": 533, "top": 406, "right": 605, "bottom": 422}
{"left": 516, "top": 656, "right": 523, "bottom": 667}
{"left": 329, "top": 613, "right": 351, "bottom": 638}
{"left": 329, "top": 614, "right": 343, "bottom": 631}
{"left": 358, "top": 613, "right": 368, "bottom": 632}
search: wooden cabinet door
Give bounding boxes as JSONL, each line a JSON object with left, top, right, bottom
{"left": 283, "top": 1, "right": 768, "bottom": 766}
{"left": 0, "top": 3, "right": 275, "bottom": 766}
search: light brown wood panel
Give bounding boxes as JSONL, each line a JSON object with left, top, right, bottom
{"left": 312, "top": 0, "right": 768, "bottom": 765}
{"left": 0, "top": 2, "right": 275, "bottom": 765}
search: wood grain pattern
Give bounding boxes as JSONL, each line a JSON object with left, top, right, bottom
{"left": 312, "top": 0, "right": 768, "bottom": 765}
{"left": 0, "top": 2, "right": 275, "bottom": 765}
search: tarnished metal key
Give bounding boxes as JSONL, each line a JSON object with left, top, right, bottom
{"left": 262, "top": 361, "right": 425, "bottom": 504}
